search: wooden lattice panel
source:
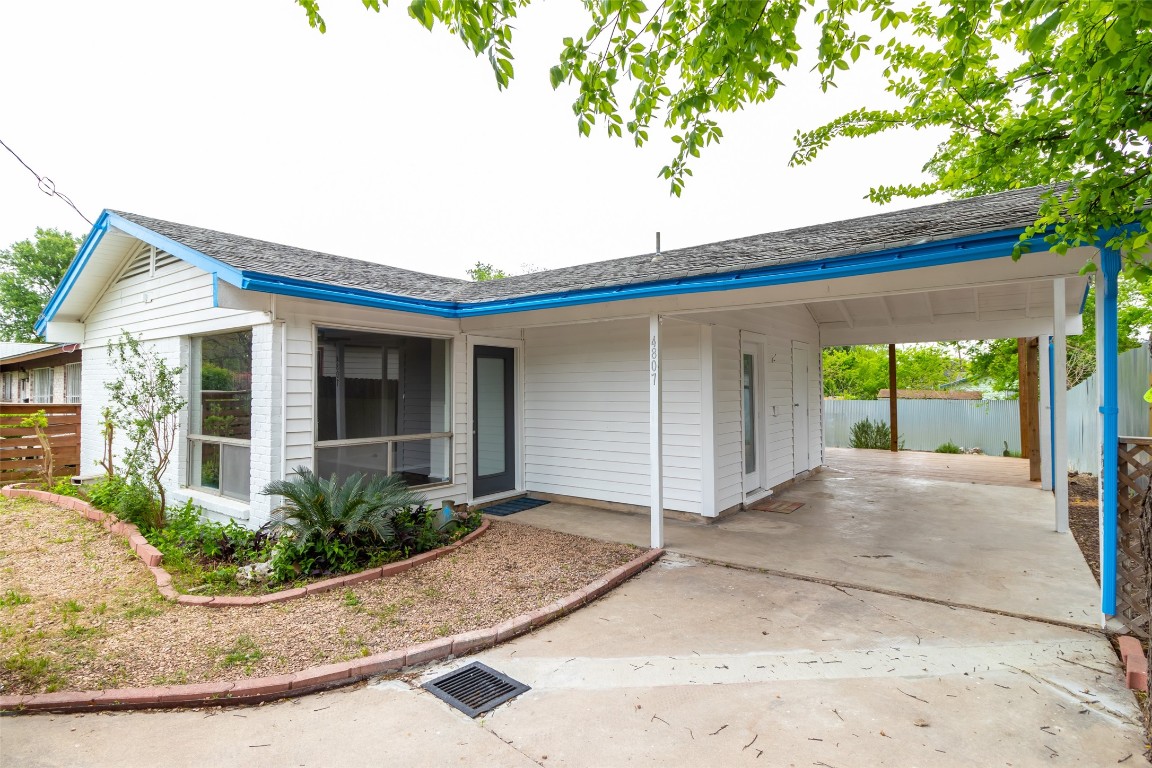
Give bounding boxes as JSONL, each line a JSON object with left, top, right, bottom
{"left": 1116, "top": 437, "right": 1152, "bottom": 638}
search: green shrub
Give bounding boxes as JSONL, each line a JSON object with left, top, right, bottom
{"left": 115, "top": 481, "right": 161, "bottom": 531}
{"left": 151, "top": 500, "right": 265, "bottom": 565}
{"left": 86, "top": 475, "right": 126, "bottom": 512}
{"left": 849, "top": 418, "right": 901, "bottom": 450}
{"left": 935, "top": 441, "right": 962, "bottom": 454}
{"left": 50, "top": 478, "right": 82, "bottom": 498}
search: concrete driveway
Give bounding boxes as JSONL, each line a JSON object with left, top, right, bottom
{"left": 4, "top": 554, "right": 1145, "bottom": 767}
{"left": 513, "top": 464, "right": 1100, "bottom": 627}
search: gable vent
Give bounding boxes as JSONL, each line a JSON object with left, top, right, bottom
{"left": 116, "top": 247, "right": 179, "bottom": 283}
{"left": 117, "top": 248, "right": 152, "bottom": 283}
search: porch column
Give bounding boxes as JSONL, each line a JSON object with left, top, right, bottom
{"left": 649, "top": 314, "right": 664, "bottom": 548}
{"left": 1053, "top": 278, "right": 1069, "bottom": 533}
{"left": 1038, "top": 335, "right": 1052, "bottom": 492}
{"left": 1098, "top": 249, "right": 1122, "bottom": 616}
{"left": 887, "top": 343, "right": 898, "bottom": 451}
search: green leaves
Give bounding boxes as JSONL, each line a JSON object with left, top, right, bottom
{"left": 0, "top": 228, "right": 83, "bottom": 342}
{"left": 291, "top": 0, "right": 1151, "bottom": 276}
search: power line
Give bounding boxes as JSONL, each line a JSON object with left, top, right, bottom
{"left": 0, "top": 137, "right": 93, "bottom": 226}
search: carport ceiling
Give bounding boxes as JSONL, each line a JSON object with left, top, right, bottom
{"left": 810, "top": 276, "right": 1089, "bottom": 345}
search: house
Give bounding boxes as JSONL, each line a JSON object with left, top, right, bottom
{"left": 33, "top": 186, "right": 1130, "bottom": 617}
{"left": 0, "top": 343, "right": 82, "bottom": 404}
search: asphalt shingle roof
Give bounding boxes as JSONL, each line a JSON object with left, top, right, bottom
{"left": 113, "top": 186, "right": 1049, "bottom": 306}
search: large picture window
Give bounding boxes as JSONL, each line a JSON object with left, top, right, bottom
{"left": 315, "top": 327, "right": 451, "bottom": 487}
{"left": 189, "top": 330, "right": 252, "bottom": 501}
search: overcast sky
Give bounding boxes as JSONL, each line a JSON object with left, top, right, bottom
{"left": 0, "top": 1, "right": 947, "bottom": 280}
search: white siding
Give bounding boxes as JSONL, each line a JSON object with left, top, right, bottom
{"left": 697, "top": 305, "right": 823, "bottom": 508}
{"left": 79, "top": 247, "right": 272, "bottom": 523}
{"left": 280, "top": 298, "right": 469, "bottom": 509}
{"left": 522, "top": 318, "right": 703, "bottom": 514}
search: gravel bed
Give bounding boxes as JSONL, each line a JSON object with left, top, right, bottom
{"left": 0, "top": 497, "right": 640, "bottom": 695}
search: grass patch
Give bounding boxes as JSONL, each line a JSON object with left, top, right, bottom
{"left": 219, "top": 635, "right": 264, "bottom": 670}
{"left": 0, "top": 589, "right": 32, "bottom": 608}
{"left": 3, "top": 647, "right": 66, "bottom": 691}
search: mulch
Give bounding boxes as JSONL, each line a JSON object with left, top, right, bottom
{"left": 1068, "top": 473, "right": 1101, "bottom": 584}
{"left": 0, "top": 496, "right": 640, "bottom": 695}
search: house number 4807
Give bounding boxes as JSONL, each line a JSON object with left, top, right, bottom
{"left": 650, "top": 335, "right": 658, "bottom": 385}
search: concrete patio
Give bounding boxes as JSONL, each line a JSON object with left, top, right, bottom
{"left": 514, "top": 450, "right": 1099, "bottom": 627}
{"left": 5, "top": 556, "right": 1142, "bottom": 768}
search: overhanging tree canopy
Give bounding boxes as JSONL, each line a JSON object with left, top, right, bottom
{"left": 293, "top": 0, "right": 1151, "bottom": 275}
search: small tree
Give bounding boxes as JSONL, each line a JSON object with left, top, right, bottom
{"left": 97, "top": 406, "right": 115, "bottom": 478}
{"left": 1, "top": 410, "right": 53, "bottom": 487}
{"left": 105, "top": 332, "right": 186, "bottom": 527}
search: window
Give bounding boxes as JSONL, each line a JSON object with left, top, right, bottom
{"left": 189, "top": 331, "right": 252, "bottom": 501}
{"left": 315, "top": 327, "right": 451, "bottom": 488}
{"left": 1, "top": 372, "right": 15, "bottom": 402}
{"left": 64, "top": 363, "right": 82, "bottom": 404}
{"left": 31, "top": 368, "right": 52, "bottom": 403}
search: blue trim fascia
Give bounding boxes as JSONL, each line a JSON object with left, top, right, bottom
{"left": 104, "top": 213, "right": 245, "bottom": 288}
{"left": 34, "top": 211, "right": 112, "bottom": 335}
{"left": 238, "top": 273, "right": 461, "bottom": 318}
{"left": 454, "top": 228, "right": 1041, "bottom": 318}
{"left": 34, "top": 210, "right": 247, "bottom": 335}
{"left": 1048, "top": 338, "right": 1055, "bottom": 491}
{"left": 32, "top": 219, "right": 1069, "bottom": 333}
{"left": 1098, "top": 246, "right": 1123, "bottom": 617}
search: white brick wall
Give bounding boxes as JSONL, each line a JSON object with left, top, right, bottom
{"left": 246, "top": 322, "right": 281, "bottom": 528}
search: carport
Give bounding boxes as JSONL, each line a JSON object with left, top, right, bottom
{"left": 508, "top": 449, "right": 1098, "bottom": 626}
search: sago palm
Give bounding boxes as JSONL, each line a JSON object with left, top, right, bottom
{"left": 261, "top": 466, "right": 423, "bottom": 548}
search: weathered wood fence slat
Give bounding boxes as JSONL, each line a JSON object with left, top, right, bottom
{"left": 0, "top": 404, "right": 82, "bottom": 483}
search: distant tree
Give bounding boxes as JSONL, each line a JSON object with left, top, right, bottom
{"left": 0, "top": 228, "right": 83, "bottom": 341}
{"left": 965, "top": 276, "right": 1151, "bottom": 391}
{"left": 822, "top": 344, "right": 965, "bottom": 400}
{"left": 466, "top": 262, "right": 509, "bottom": 281}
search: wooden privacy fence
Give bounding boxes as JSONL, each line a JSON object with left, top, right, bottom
{"left": 1116, "top": 436, "right": 1152, "bottom": 638}
{"left": 0, "top": 404, "right": 82, "bottom": 483}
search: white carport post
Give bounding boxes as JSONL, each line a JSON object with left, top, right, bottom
{"left": 649, "top": 314, "right": 665, "bottom": 549}
{"left": 1038, "top": 335, "right": 1053, "bottom": 492}
{"left": 1052, "top": 278, "right": 1069, "bottom": 533}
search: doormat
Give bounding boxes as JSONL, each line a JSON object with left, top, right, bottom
{"left": 482, "top": 498, "right": 551, "bottom": 517}
{"left": 750, "top": 499, "right": 804, "bottom": 514}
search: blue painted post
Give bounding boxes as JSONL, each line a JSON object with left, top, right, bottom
{"left": 1048, "top": 338, "right": 1056, "bottom": 491}
{"left": 1099, "top": 247, "right": 1122, "bottom": 617}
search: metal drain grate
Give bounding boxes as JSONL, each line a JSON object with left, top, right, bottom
{"left": 423, "top": 661, "right": 530, "bottom": 717}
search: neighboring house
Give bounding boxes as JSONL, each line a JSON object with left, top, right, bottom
{"left": 35, "top": 185, "right": 1130, "bottom": 620}
{"left": 0, "top": 343, "right": 83, "bottom": 404}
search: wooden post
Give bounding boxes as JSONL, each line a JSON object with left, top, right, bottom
{"left": 1027, "top": 338, "right": 1042, "bottom": 481}
{"left": 888, "top": 343, "right": 898, "bottom": 452}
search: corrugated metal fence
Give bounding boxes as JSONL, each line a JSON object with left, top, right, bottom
{"left": 823, "top": 344, "right": 1152, "bottom": 468}
{"left": 1067, "top": 344, "right": 1151, "bottom": 473}
{"left": 824, "top": 399, "right": 1022, "bottom": 454}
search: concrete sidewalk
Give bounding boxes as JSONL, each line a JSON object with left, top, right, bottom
{"left": 4, "top": 557, "right": 1145, "bottom": 767}
{"left": 512, "top": 467, "right": 1100, "bottom": 626}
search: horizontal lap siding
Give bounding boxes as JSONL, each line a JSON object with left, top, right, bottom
{"left": 700, "top": 305, "right": 822, "bottom": 506}
{"left": 279, "top": 298, "right": 468, "bottom": 507}
{"left": 523, "top": 318, "right": 703, "bottom": 514}
{"left": 80, "top": 252, "right": 268, "bottom": 521}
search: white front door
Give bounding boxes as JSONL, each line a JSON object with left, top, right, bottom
{"left": 741, "top": 341, "right": 761, "bottom": 494}
{"left": 792, "top": 341, "right": 810, "bottom": 475}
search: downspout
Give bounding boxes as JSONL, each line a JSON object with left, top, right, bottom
{"left": 1099, "top": 247, "right": 1122, "bottom": 618}
{"left": 275, "top": 295, "right": 288, "bottom": 481}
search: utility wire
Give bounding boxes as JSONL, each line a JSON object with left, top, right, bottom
{"left": 0, "top": 137, "right": 93, "bottom": 226}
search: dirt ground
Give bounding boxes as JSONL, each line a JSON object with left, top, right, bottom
{"left": 1067, "top": 472, "right": 1101, "bottom": 583}
{"left": 0, "top": 496, "right": 640, "bottom": 695}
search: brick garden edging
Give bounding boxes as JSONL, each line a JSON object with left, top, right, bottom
{"left": 0, "top": 484, "right": 489, "bottom": 607}
{"left": 0, "top": 547, "right": 664, "bottom": 714}
{"left": 1118, "top": 636, "right": 1149, "bottom": 692}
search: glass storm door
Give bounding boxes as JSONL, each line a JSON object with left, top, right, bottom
{"left": 473, "top": 346, "right": 516, "bottom": 497}
{"left": 741, "top": 342, "right": 761, "bottom": 494}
